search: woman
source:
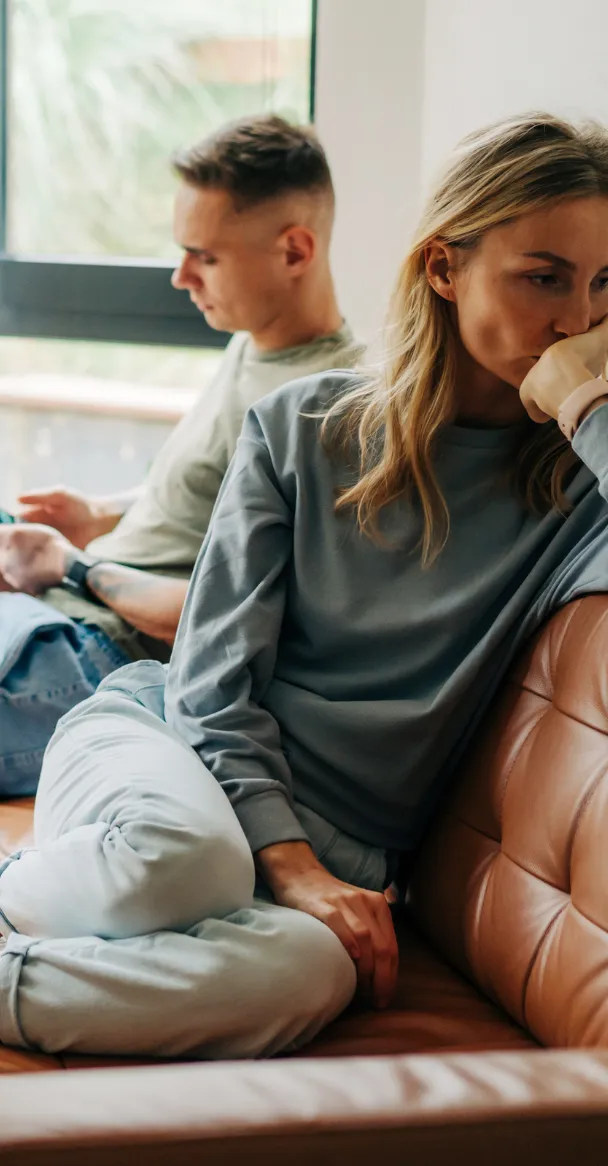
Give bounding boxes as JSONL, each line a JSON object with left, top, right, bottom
{"left": 3, "top": 112, "right": 608, "bottom": 1060}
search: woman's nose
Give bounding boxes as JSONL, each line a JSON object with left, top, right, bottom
{"left": 552, "top": 296, "right": 593, "bottom": 339}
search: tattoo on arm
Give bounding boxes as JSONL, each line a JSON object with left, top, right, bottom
{"left": 87, "top": 563, "right": 165, "bottom": 605}
{"left": 86, "top": 563, "right": 189, "bottom": 643}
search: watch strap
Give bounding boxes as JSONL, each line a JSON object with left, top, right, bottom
{"left": 61, "top": 551, "right": 103, "bottom": 602}
{"left": 557, "top": 377, "right": 608, "bottom": 441}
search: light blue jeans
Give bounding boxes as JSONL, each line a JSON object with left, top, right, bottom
{"left": 0, "top": 660, "right": 392, "bottom": 1060}
{"left": 0, "top": 593, "right": 129, "bottom": 797}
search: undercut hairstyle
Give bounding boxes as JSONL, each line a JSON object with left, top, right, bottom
{"left": 172, "top": 115, "right": 334, "bottom": 211}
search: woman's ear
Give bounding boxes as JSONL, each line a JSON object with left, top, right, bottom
{"left": 424, "top": 241, "right": 458, "bottom": 302}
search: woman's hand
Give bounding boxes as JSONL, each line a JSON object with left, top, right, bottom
{"left": 0, "top": 524, "right": 73, "bottom": 595}
{"left": 520, "top": 315, "right": 608, "bottom": 423}
{"left": 258, "top": 841, "right": 399, "bottom": 1010}
{"left": 17, "top": 486, "right": 106, "bottom": 549}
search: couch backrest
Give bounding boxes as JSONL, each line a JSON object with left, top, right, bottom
{"left": 409, "top": 595, "right": 608, "bottom": 1048}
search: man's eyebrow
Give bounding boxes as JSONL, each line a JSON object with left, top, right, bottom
{"left": 182, "top": 246, "right": 213, "bottom": 256}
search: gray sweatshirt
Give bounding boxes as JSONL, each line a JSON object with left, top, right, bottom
{"left": 165, "top": 372, "right": 608, "bottom": 854}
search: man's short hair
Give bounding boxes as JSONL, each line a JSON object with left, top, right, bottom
{"left": 172, "top": 115, "right": 334, "bottom": 211}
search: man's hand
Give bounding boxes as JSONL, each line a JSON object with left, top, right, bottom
{"left": 17, "top": 486, "right": 126, "bottom": 548}
{"left": 0, "top": 524, "right": 73, "bottom": 595}
{"left": 258, "top": 841, "right": 399, "bottom": 1009}
{"left": 520, "top": 315, "right": 608, "bottom": 424}
{"left": 18, "top": 486, "right": 103, "bottom": 548}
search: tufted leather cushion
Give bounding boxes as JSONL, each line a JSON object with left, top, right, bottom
{"left": 410, "top": 595, "right": 608, "bottom": 1049}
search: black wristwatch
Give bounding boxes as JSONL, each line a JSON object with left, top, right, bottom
{"left": 60, "top": 550, "right": 104, "bottom": 602}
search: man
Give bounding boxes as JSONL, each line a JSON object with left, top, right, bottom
{"left": 0, "top": 115, "right": 363, "bottom": 796}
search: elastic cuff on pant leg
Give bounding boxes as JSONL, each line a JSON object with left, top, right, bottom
{"left": 0, "top": 850, "right": 26, "bottom": 877}
{"left": 0, "top": 851, "right": 25, "bottom": 936}
{"left": 0, "top": 933, "right": 38, "bottom": 1049}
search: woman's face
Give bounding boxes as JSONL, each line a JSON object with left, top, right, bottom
{"left": 429, "top": 195, "right": 608, "bottom": 391}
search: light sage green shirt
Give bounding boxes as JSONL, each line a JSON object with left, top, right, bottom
{"left": 47, "top": 324, "right": 363, "bottom": 659}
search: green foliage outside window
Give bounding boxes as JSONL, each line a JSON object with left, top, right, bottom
{"left": 7, "top": 0, "right": 313, "bottom": 258}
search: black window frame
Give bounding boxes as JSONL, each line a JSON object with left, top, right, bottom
{"left": 0, "top": 0, "right": 317, "bottom": 349}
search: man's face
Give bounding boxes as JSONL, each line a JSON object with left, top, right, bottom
{"left": 446, "top": 196, "right": 608, "bottom": 390}
{"left": 171, "top": 182, "right": 291, "bottom": 334}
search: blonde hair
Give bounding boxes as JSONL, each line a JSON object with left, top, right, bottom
{"left": 323, "top": 113, "right": 608, "bottom": 564}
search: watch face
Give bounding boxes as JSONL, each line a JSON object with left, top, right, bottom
{"left": 63, "top": 553, "right": 101, "bottom": 603}
{"left": 67, "top": 557, "right": 91, "bottom": 585}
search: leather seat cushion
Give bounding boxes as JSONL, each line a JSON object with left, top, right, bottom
{"left": 297, "top": 918, "right": 536, "bottom": 1059}
{"left": 0, "top": 797, "right": 35, "bottom": 859}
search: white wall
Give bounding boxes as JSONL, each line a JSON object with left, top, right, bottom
{"left": 316, "top": 0, "right": 608, "bottom": 341}
{"left": 314, "top": 0, "right": 425, "bottom": 345}
{"left": 422, "top": 0, "right": 608, "bottom": 186}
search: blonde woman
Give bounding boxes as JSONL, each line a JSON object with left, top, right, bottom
{"left": 3, "top": 112, "right": 608, "bottom": 1061}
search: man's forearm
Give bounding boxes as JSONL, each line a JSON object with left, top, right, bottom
{"left": 86, "top": 562, "right": 188, "bottom": 644}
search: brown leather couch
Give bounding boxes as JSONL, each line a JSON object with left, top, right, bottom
{"left": 3, "top": 595, "right": 608, "bottom": 1164}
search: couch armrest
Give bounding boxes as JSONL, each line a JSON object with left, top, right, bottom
{"left": 2, "top": 1049, "right": 608, "bottom": 1165}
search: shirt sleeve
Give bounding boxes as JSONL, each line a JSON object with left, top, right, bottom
{"left": 163, "top": 408, "right": 309, "bottom": 854}
{"left": 86, "top": 336, "right": 245, "bottom": 569}
{"left": 572, "top": 401, "right": 608, "bottom": 500}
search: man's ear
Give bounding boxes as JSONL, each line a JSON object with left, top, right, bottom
{"left": 424, "top": 241, "right": 458, "bottom": 302}
{"left": 279, "top": 225, "right": 315, "bottom": 273}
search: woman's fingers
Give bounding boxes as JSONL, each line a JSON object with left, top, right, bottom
{"left": 269, "top": 866, "right": 399, "bottom": 1010}
{"left": 589, "top": 314, "right": 608, "bottom": 338}
{"left": 341, "top": 905, "right": 375, "bottom": 996}
{"left": 341, "top": 895, "right": 399, "bottom": 1007}
{"left": 519, "top": 390, "right": 552, "bottom": 424}
{"left": 318, "top": 902, "right": 362, "bottom": 963}
{"left": 565, "top": 315, "right": 608, "bottom": 375}
{"left": 371, "top": 897, "right": 399, "bottom": 1008}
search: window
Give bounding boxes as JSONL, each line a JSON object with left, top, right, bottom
{"left": 0, "top": 0, "right": 317, "bottom": 346}
{"left": 0, "top": 336, "right": 224, "bottom": 503}
{"left": 0, "top": 1, "right": 315, "bottom": 496}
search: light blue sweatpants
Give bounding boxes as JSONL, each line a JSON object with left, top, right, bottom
{"left": 0, "top": 663, "right": 375, "bottom": 1060}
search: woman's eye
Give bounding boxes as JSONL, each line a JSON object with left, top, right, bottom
{"left": 203, "top": 257, "right": 218, "bottom": 267}
{"left": 594, "top": 276, "right": 608, "bottom": 292}
{"left": 527, "top": 273, "right": 559, "bottom": 287}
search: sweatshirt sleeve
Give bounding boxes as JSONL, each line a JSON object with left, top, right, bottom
{"left": 163, "top": 407, "right": 309, "bottom": 855}
{"left": 571, "top": 401, "right": 608, "bottom": 498}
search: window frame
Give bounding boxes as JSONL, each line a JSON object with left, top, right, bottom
{"left": 0, "top": 0, "right": 317, "bottom": 349}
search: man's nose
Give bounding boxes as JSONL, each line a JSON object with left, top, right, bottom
{"left": 171, "top": 260, "right": 188, "bottom": 290}
{"left": 171, "top": 258, "right": 200, "bottom": 290}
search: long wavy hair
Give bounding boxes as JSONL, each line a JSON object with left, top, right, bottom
{"left": 323, "top": 113, "right": 608, "bottom": 564}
